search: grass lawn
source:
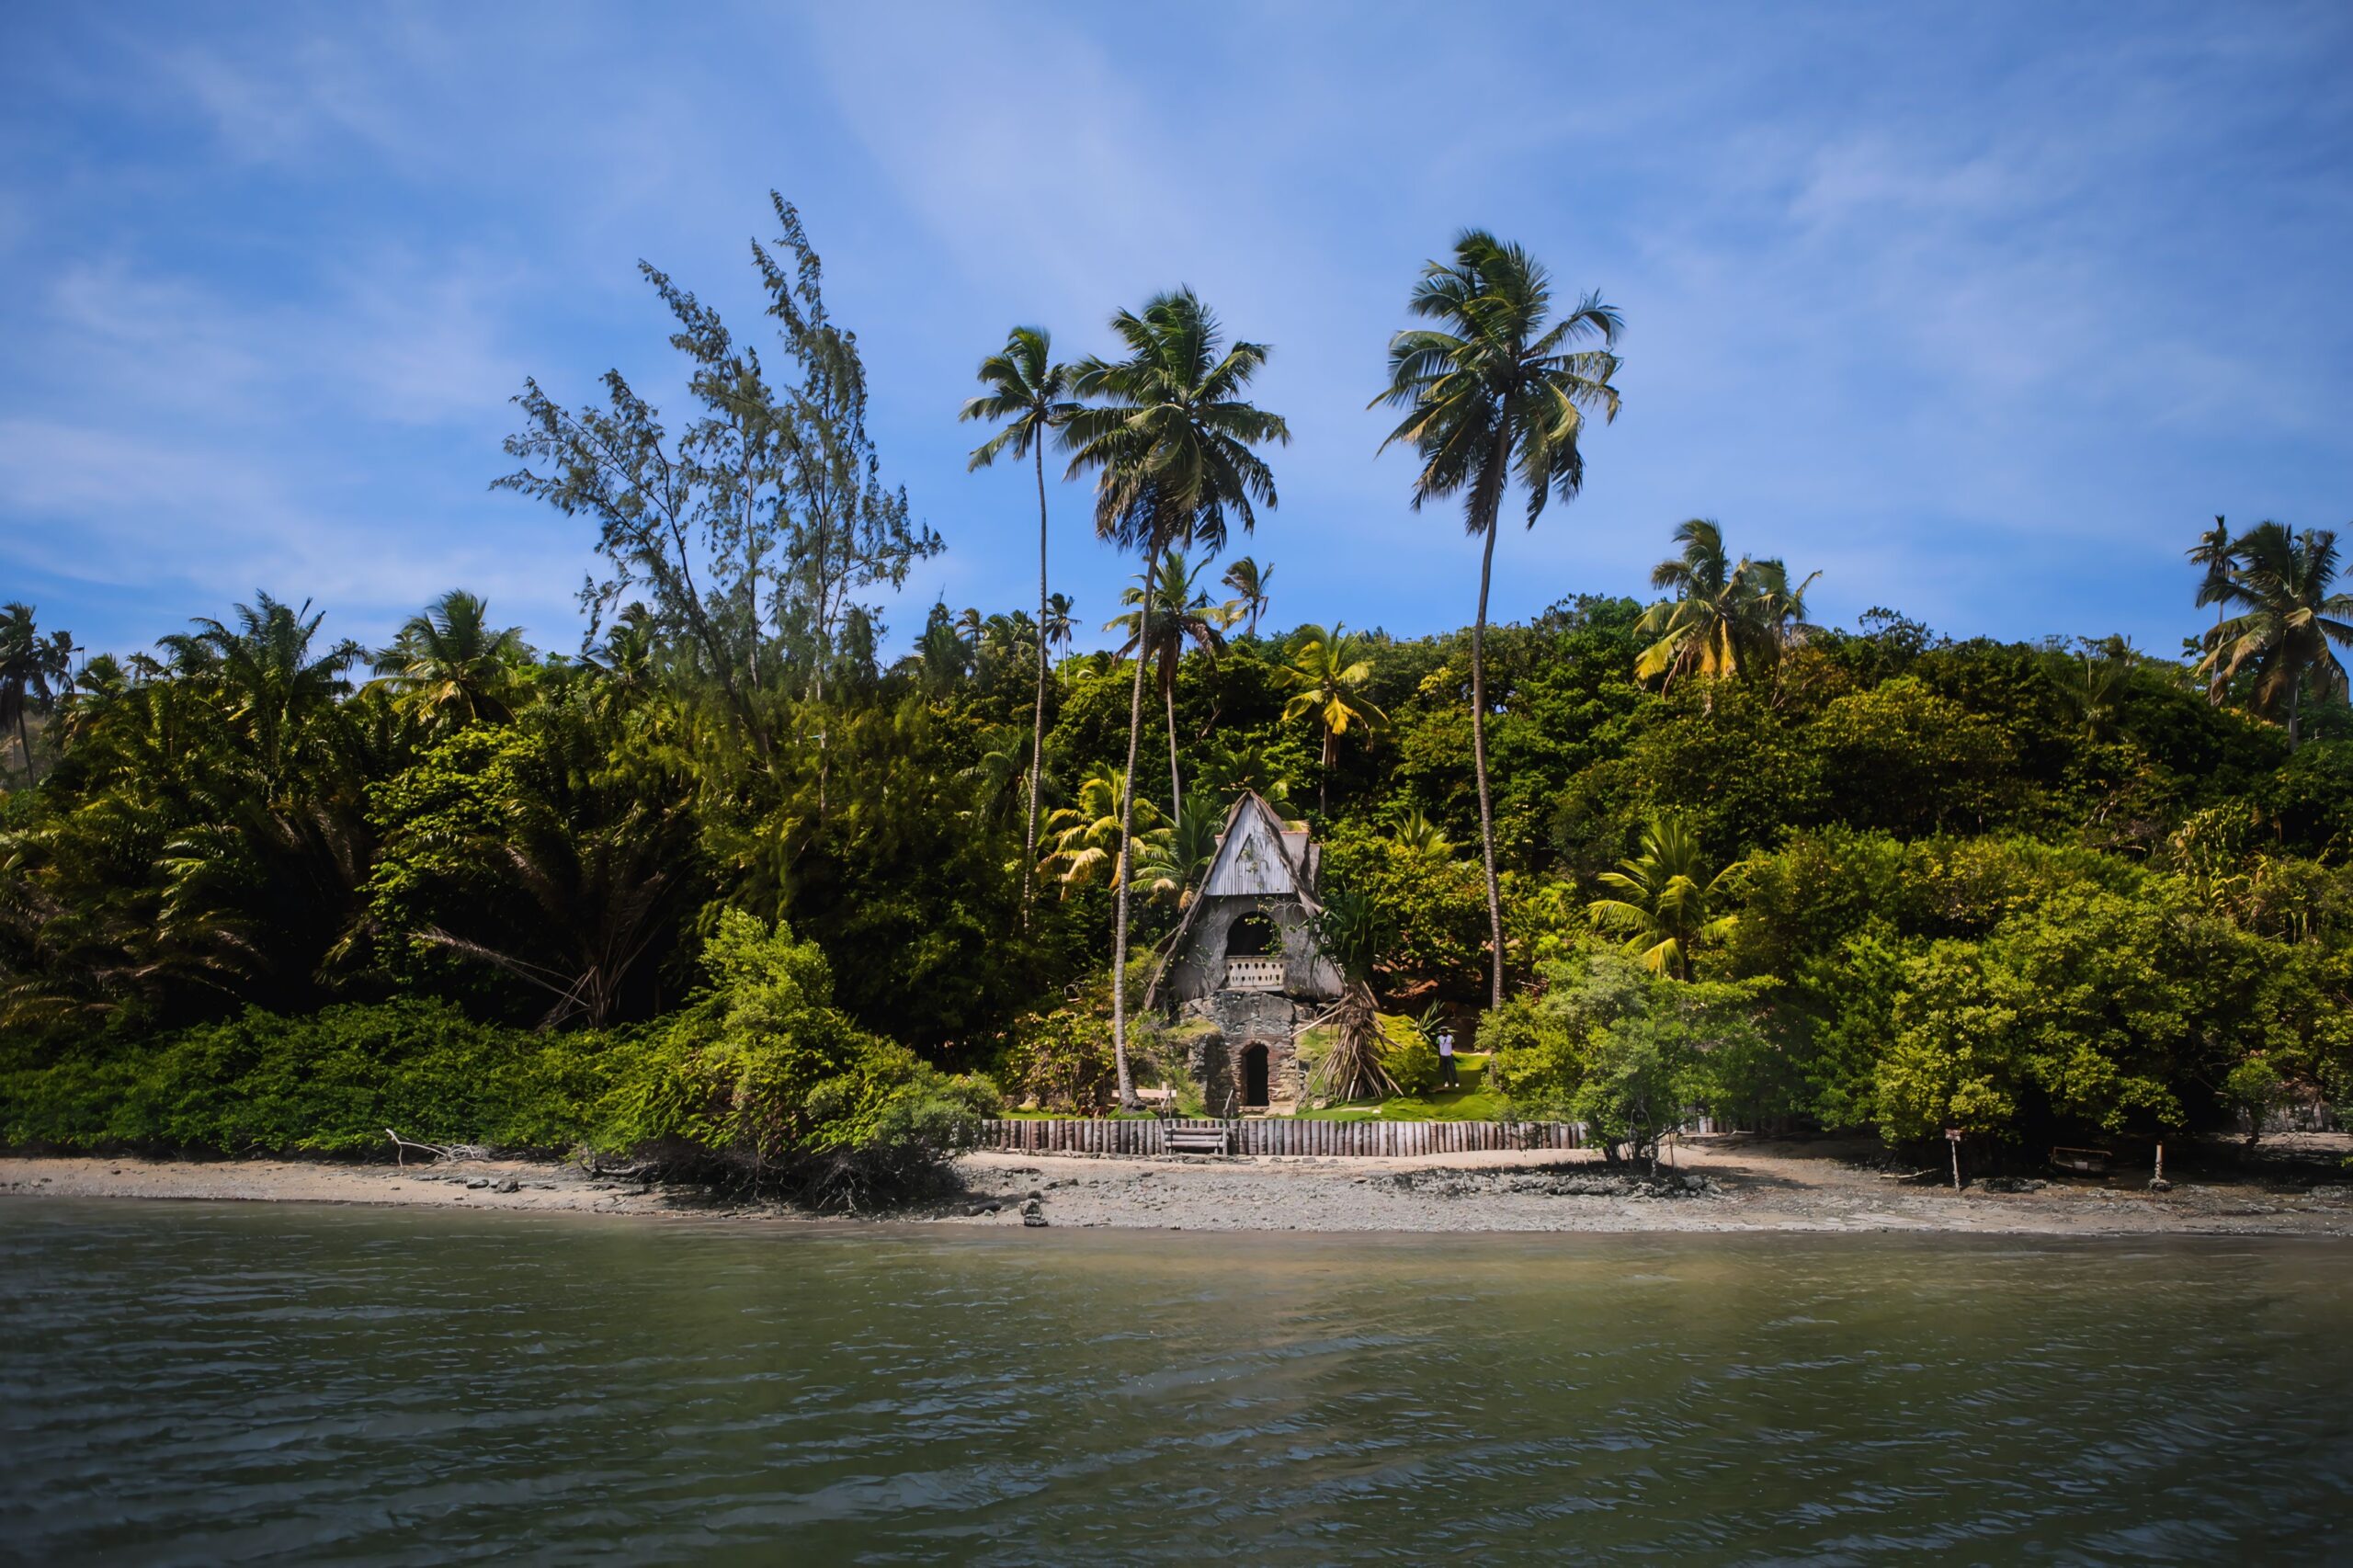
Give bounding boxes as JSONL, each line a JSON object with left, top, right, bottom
{"left": 1295, "top": 1055, "right": 1506, "bottom": 1121}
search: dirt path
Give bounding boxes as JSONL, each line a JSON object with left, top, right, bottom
{"left": 6, "top": 1134, "right": 2347, "bottom": 1236}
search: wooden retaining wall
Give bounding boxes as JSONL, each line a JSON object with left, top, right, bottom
{"left": 974, "top": 1118, "right": 1583, "bottom": 1158}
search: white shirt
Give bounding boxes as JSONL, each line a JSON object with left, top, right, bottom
{"left": 1437, "top": 1033, "right": 1454, "bottom": 1057}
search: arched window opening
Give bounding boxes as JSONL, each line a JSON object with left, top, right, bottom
{"left": 1225, "top": 913, "right": 1279, "bottom": 959}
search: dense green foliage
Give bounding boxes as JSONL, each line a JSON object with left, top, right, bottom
{"left": 3, "top": 206, "right": 2347, "bottom": 1170}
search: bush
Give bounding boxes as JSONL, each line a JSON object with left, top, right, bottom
{"left": 593, "top": 911, "right": 997, "bottom": 1205}
{"left": 0, "top": 1000, "right": 605, "bottom": 1156}
{"left": 1003, "top": 1006, "right": 1119, "bottom": 1112}
{"left": 0, "top": 911, "right": 998, "bottom": 1208}
{"left": 1381, "top": 1021, "right": 1441, "bottom": 1096}
{"left": 1483, "top": 949, "right": 1775, "bottom": 1165}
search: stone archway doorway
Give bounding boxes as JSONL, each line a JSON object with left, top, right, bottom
{"left": 1240, "top": 1042, "right": 1271, "bottom": 1108}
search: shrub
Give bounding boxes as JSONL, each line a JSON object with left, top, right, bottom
{"left": 592, "top": 910, "right": 997, "bottom": 1206}
{"left": 1003, "top": 1006, "right": 1119, "bottom": 1112}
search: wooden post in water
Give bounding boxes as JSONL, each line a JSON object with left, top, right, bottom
{"left": 1946, "top": 1126, "right": 1963, "bottom": 1190}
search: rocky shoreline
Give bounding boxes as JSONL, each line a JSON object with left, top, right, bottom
{"left": 6, "top": 1134, "right": 2349, "bottom": 1237}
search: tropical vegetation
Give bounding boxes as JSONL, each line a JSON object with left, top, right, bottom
{"left": 2, "top": 199, "right": 2348, "bottom": 1191}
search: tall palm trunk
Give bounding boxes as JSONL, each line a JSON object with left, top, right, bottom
{"left": 1471, "top": 494, "right": 1506, "bottom": 1009}
{"left": 1110, "top": 548, "right": 1157, "bottom": 1110}
{"left": 12, "top": 707, "right": 33, "bottom": 787}
{"left": 1164, "top": 663, "right": 1183, "bottom": 824}
{"left": 1022, "top": 443, "right": 1050, "bottom": 927}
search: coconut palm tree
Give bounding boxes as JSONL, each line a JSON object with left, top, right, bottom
{"left": 1279, "top": 623, "right": 1387, "bottom": 817}
{"left": 1106, "top": 549, "right": 1235, "bottom": 822}
{"left": 1039, "top": 765, "right": 1168, "bottom": 896}
{"left": 1042, "top": 592, "right": 1076, "bottom": 659}
{"left": 1131, "top": 791, "right": 1223, "bottom": 907}
{"left": 1586, "top": 814, "right": 1740, "bottom": 980}
{"left": 2057, "top": 634, "right": 2143, "bottom": 743}
{"left": 0, "top": 603, "right": 72, "bottom": 785}
{"left": 1633, "top": 520, "right": 1819, "bottom": 702}
{"left": 1063, "top": 290, "right": 1288, "bottom": 1105}
{"left": 1222, "top": 555, "right": 1273, "bottom": 636}
{"left": 2197, "top": 521, "right": 2353, "bottom": 749}
{"left": 1634, "top": 520, "right": 1749, "bottom": 692}
{"left": 370, "top": 590, "right": 529, "bottom": 730}
{"left": 962, "top": 327, "right": 1079, "bottom": 926}
{"left": 2188, "top": 516, "right": 2236, "bottom": 645}
{"left": 1374, "top": 232, "right": 1621, "bottom": 1006}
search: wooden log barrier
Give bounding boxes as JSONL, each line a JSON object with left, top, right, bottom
{"left": 970, "top": 1119, "right": 1585, "bottom": 1157}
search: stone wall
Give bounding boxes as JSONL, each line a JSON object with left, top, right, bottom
{"left": 1177, "top": 991, "right": 1307, "bottom": 1111}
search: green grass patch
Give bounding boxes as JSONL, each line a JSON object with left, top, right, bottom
{"left": 1295, "top": 1055, "right": 1504, "bottom": 1121}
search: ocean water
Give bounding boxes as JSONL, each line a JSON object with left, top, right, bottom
{"left": 2, "top": 1199, "right": 2348, "bottom": 1563}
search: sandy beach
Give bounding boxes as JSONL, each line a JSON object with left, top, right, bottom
{"left": 5, "top": 1134, "right": 2349, "bottom": 1236}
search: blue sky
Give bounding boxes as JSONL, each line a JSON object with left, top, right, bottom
{"left": 3, "top": 3, "right": 2348, "bottom": 664}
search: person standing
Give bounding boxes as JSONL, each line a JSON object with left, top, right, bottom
{"left": 1437, "top": 1027, "right": 1458, "bottom": 1089}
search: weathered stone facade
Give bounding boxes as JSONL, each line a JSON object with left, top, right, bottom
{"left": 1177, "top": 992, "right": 1308, "bottom": 1112}
{"left": 1145, "top": 793, "right": 1343, "bottom": 1114}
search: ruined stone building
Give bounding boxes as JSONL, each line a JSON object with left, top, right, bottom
{"left": 1144, "top": 791, "right": 1342, "bottom": 1112}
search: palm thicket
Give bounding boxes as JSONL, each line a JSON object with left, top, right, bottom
{"left": 1375, "top": 231, "right": 1621, "bottom": 1006}
{"left": 1062, "top": 290, "right": 1288, "bottom": 1103}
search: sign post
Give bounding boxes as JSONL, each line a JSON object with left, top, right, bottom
{"left": 1944, "top": 1126, "right": 1963, "bottom": 1190}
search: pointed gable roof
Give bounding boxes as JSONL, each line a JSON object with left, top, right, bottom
{"left": 1199, "top": 790, "right": 1305, "bottom": 898}
{"left": 1143, "top": 791, "right": 1323, "bottom": 1008}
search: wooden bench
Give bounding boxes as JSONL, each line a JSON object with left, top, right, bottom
{"left": 2050, "top": 1145, "right": 2112, "bottom": 1175}
{"left": 1165, "top": 1126, "right": 1230, "bottom": 1156}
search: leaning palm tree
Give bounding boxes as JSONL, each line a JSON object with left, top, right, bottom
{"left": 962, "top": 327, "right": 1080, "bottom": 925}
{"left": 370, "top": 589, "right": 529, "bottom": 730}
{"left": 1279, "top": 623, "right": 1388, "bottom": 816}
{"left": 1106, "top": 549, "right": 1235, "bottom": 821}
{"left": 2197, "top": 521, "right": 2353, "bottom": 749}
{"left": 1222, "top": 555, "right": 1273, "bottom": 636}
{"left": 1063, "top": 290, "right": 1288, "bottom": 1106}
{"left": 1374, "top": 233, "right": 1620, "bottom": 1006}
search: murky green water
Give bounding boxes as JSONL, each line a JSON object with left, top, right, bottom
{"left": 2, "top": 1201, "right": 2349, "bottom": 1563}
